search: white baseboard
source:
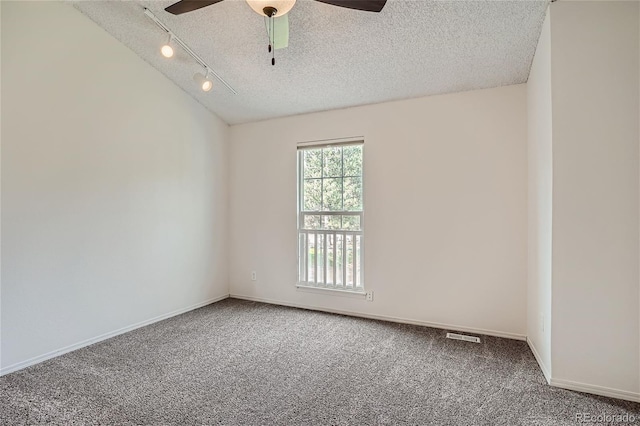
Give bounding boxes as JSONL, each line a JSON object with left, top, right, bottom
{"left": 526, "top": 337, "right": 551, "bottom": 383}
{"left": 0, "top": 294, "right": 229, "bottom": 376}
{"left": 229, "top": 293, "right": 526, "bottom": 341}
{"left": 550, "top": 378, "right": 640, "bottom": 403}
{"left": 526, "top": 338, "right": 639, "bottom": 403}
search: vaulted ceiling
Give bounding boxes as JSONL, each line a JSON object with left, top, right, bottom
{"left": 72, "top": 0, "right": 548, "bottom": 124}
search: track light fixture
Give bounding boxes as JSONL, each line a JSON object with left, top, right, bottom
{"left": 143, "top": 8, "right": 237, "bottom": 95}
{"left": 161, "top": 35, "right": 174, "bottom": 58}
{"left": 193, "top": 71, "right": 213, "bottom": 92}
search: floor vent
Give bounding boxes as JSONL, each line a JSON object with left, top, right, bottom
{"left": 446, "top": 332, "right": 481, "bottom": 343}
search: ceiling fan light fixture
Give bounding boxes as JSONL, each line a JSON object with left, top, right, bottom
{"left": 246, "top": 0, "right": 296, "bottom": 17}
{"left": 194, "top": 72, "right": 213, "bottom": 92}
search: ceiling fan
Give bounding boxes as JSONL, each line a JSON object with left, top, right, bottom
{"left": 164, "top": 0, "right": 387, "bottom": 65}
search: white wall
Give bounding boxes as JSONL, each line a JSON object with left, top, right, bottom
{"left": 527, "top": 8, "right": 552, "bottom": 381}
{"left": 229, "top": 85, "right": 528, "bottom": 339}
{"left": 550, "top": 1, "right": 639, "bottom": 398}
{"left": 0, "top": 0, "right": 3, "bottom": 368}
{"left": 1, "top": 1, "right": 229, "bottom": 371}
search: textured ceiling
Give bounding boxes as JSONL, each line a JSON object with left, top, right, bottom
{"left": 72, "top": 0, "right": 548, "bottom": 125}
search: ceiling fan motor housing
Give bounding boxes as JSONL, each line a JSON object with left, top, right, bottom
{"left": 246, "top": 0, "right": 296, "bottom": 17}
{"left": 262, "top": 6, "right": 278, "bottom": 17}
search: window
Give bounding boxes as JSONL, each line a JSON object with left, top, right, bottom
{"left": 297, "top": 141, "right": 364, "bottom": 292}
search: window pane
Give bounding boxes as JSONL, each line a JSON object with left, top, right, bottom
{"left": 343, "top": 145, "right": 362, "bottom": 177}
{"left": 308, "top": 234, "right": 316, "bottom": 282}
{"left": 299, "top": 233, "right": 307, "bottom": 282}
{"left": 322, "top": 215, "right": 342, "bottom": 230}
{"left": 326, "top": 234, "right": 334, "bottom": 285}
{"left": 304, "top": 149, "right": 322, "bottom": 179}
{"left": 303, "top": 215, "right": 320, "bottom": 229}
{"left": 355, "top": 235, "right": 362, "bottom": 288}
{"left": 342, "top": 215, "right": 361, "bottom": 230}
{"left": 335, "top": 234, "right": 344, "bottom": 286}
{"left": 322, "top": 178, "right": 343, "bottom": 211}
{"left": 346, "top": 234, "right": 354, "bottom": 287}
{"left": 303, "top": 179, "right": 321, "bottom": 211}
{"left": 343, "top": 177, "right": 362, "bottom": 211}
{"left": 317, "top": 235, "right": 324, "bottom": 284}
{"left": 323, "top": 146, "right": 342, "bottom": 178}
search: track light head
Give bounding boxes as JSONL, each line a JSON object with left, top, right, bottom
{"left": 193, "top": 72, "right": 213, "bottom": 92}
{"left": 161, "top": 44, "right": 174, "bottom": 58}
{"left": 144, "top": 7, "right": 236, "bottom": 95}
{"left": 161, "top": 34, "right": 174, "bottom": 58}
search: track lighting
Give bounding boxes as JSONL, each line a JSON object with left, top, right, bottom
{"left": 193, "top": 71, "right": 213, "bottom": 92}
{"left": 161, "top": 35, "right": 174, "bottom": 58}
{"left": 144, "top": 8, "right": 237, "bottom": 95}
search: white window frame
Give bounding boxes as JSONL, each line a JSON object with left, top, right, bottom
{"left": 296, "top": 138, "right": 365, "bottom": 294}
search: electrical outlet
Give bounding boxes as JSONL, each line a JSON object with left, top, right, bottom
{"left": 251, "top": 271, "right": 257, "bottom": 281}
{"left": 366, "top": 291, "right": 373, "bottom": 302}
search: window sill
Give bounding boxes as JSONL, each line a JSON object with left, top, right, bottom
{"left": 296, "top": 284, "right": 366, "bottom": 298}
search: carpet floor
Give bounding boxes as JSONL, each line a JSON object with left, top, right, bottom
{"left": 0, "top": 298, "right": 638, "bottom": 425}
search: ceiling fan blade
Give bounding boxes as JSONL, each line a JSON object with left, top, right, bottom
{"left": 313, "top": 0, "right": 386, "bottom": 12}
{"left": 265, "top": 14, "right": 289, "bottom": 50}
{"left": 164, "top": 0, "right": 224, "bottom": 15}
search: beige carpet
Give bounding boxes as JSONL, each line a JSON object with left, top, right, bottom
{"left": 1, "top": 298, "right": 638, "bottom": 425}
